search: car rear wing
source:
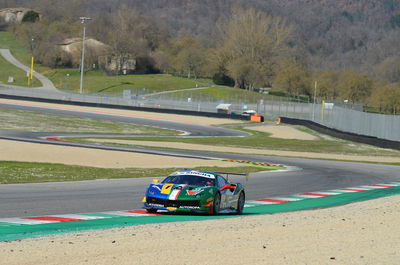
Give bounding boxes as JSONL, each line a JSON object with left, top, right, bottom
{"left": 214, "top": 172, "right": 249, "bottom": 181}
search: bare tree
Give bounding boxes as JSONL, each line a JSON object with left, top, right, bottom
{"left": 313, "top": 70, "right": 340, "bottom": 101}
{"left": 219, "top": 7, "right": 293, "bottom": 90}
{"left": 274, "top": 59, "right": 311, "bottom": 98}
{"left": 371, "top": 84, "right": 400, "bottom": 114}
{"left": 103, "top": 7, "right": 167, "bottom": 74}
{"left": 338, "top": 70, "right": 373, "bottom": 103}
{"left": 158, "top": 35, "right": 206, "bottom": 78}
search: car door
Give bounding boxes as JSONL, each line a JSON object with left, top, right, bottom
{"left": 216, "top": 175, "right": 233, "bottom": 209}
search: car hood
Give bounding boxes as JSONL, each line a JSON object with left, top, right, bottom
{"left": 146, "top": 183, "right": 213, "bottom": 200}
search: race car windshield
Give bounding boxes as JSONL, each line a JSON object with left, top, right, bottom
{"left": 162, "top": 175, "right": 215, "bottom": 186}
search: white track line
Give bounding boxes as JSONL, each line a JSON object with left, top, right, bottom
{"left": 0, "top": 218, "right": 55, "bottom": 225}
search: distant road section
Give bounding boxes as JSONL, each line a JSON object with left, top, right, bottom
{"left": 0, "top": 49, "right": 56, "bottom": 90}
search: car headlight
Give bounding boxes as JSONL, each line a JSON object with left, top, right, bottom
{"left": 195, "top": 193, "right": 203, "bottom": 198}
{"left": 149, "top": 190, "right": 155, "bottom": 194}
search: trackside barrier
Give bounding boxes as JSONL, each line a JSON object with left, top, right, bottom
{"left": 1, "top": 88, "right": 399, "bottom": 149}
{"left": 280, "top": 117, "right": 400, "bottom": 150}
{"left": 250, "top": 114, "right": 264, "bottom": 122}
{"left": 0, "top": 93, "right": 249, "bottom": 121}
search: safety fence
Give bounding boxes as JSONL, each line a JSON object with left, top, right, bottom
{"left": 0, "top": 86, "right": 399, "bottom": 141}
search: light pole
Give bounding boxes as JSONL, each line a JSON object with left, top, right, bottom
{"left": 79, "top": 17, "right": 92, "bottom": 94}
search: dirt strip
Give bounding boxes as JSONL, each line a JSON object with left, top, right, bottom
{"left": 248, "top": 124, "right": 319, "bottom": 140}
{"left": 88, "top": 139, "right": 400, "bottom": 163}
{"left": 0, "top": 140, "right": 236, "bottom": 168}
{"left": 1, "top": 195, "right": 399, "bottom": 265}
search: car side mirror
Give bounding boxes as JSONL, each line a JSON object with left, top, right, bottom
{"left": 152, "top": 179, "right": 160, "bottom": 183}
{"left": 220, "top": 184, "right": 236, "bottom": 192}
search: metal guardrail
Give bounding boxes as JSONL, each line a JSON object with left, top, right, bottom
{"left": 1, "top": 85, "right": 399, "bottom": 142}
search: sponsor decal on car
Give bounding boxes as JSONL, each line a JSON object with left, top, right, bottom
{"left": 149, "top": 203, "right": 164, "bottom": 207}
{"left": 173, "top": 170, "right": 215, "bottom": 179}
{"left": 179, "top": 206, "right": 201, "bottom": 209}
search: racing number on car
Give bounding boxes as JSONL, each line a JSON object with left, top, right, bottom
{"left": 161, "top": 184, "right": 173, "bottom": 194}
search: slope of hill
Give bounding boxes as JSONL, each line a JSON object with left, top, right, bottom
{"left": 1, "top": 0, "right": 400, "bottom": 78}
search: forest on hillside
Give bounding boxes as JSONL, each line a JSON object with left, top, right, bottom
{"left": 1, "top": 0, "right": 400, "bottom": 113}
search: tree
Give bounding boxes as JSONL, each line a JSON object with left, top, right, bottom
{"left": 106, "top": 9, "right": 149, "bottom": 72}
{"left": 374, "top": 56, "right": 400, "bottom": 83}
{"left": 12, "top": 20, "right": 81, "bottom": 67}
{"left": 103, "top": 7, "right": 167, "bottom": 74}
{"left": 313, "top": 71, "right": 339, "bottom": 100}
{"left": 159, "top": 35, "right": 206, "bottom": 78}
{"left": 218, "top": 7, "right": 293, "bottom": 90}
{"left": 177, "top": 42, "right": 205, "bottom": 78}
{"left": 152, "top": 50, "right": 170, "bottom": 73}
{"left": 371, "top": 85, "right": 400, "bottom": 114}
{"left": 274, "top": 59, "right": 311, "bottom": 98}
{"left": 338, "top": 70, "right": 373, "bottom": 103}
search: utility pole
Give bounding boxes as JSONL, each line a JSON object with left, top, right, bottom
{"left": 28, "top": 38, "right": 34, "bottom": 87}
{"left": 79, "top": 17, "right": 92, "bottom": 94}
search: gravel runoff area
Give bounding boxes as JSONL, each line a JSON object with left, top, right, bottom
{"left": 86, "top": 139, "right": 400, "bottom": 164}
{"left": 248, "top": 124, "right": 320, "bottom": 140}
{"left": 1, "top": 195, "right": 399, "bottom": 265}
{"left": 0, "top": 140, "right": 236, "bottom": 168}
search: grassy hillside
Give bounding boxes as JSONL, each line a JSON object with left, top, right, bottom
{"left": 164, "top": 86, "right": 309, "bottom": 104}
{"left": 48, "top": 69, "right": 212, "bottom": 95}
{"left": 0, "top": 31, "right": 213, "bottom": 94}
{"left": 0, "top": 31, "right": 288, "bottom": 103}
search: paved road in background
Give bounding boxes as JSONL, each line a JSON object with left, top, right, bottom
{"left": 0, "top": 49, "right": 56, "bottom": 90}
{"left": 0, "top": 100, "right": 399, "bottom": 218}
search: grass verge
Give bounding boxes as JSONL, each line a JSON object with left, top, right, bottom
{"left": 0, "top": 161, "right": 273, "bottom": 184}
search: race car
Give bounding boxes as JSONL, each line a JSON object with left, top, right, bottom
{"left": 143, "top": 170, "right": 246, "bottom": 215}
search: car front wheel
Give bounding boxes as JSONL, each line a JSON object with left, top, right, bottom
{"left": 236, "top": 192, "right": 245, "bottom": 214}
{"left": 212, "top": 193, "right": 221, "bottom": 215}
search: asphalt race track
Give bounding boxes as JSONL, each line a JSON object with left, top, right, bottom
{"left": 0, "top": 100, "right": 399, "bottom": 218}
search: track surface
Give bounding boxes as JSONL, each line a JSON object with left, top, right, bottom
{"left": 0, "top": 100, "right": 399, "bottom": 218}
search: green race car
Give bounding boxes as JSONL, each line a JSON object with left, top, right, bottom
{"left": 143, "top": 170, "right": 246, "bottom": 214}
